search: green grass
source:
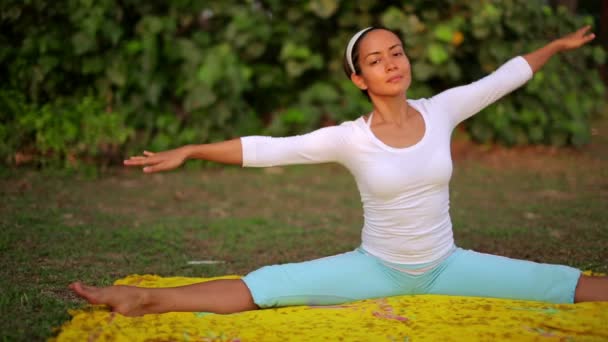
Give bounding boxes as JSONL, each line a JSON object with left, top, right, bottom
{"left": 1, "top": 119, "right": 607, "bottom": 340}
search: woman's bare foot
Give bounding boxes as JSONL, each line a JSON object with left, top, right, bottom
{"left": 69, "top": 282, "right": 152, "bottom": 316}
{"left": 70, "top": 278, "right": 258, "bottom": 315}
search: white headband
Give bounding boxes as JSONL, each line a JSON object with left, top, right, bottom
{"left": 346, "top": 27, "right": 373, "bottom": 75}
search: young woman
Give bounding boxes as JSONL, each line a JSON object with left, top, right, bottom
{"left": 70, "top": 26, "right": 607, "bottom": 316}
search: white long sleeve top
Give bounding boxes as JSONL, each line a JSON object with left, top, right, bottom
{"left": 241, "top": 56, "right": 534, "bottom": 265}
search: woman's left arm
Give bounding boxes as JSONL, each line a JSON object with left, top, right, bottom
{"left": 523, "top": 25, "right": 595, "bottom": 73}
{"left": 431, "top": 26, "right": 596, "bottom": 128}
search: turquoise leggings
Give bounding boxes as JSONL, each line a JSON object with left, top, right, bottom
{"left": 242, "top": 246, "right": 581, "bottom": 308}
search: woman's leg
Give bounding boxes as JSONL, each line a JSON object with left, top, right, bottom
{"left": 426, "top": 248, "right": 585, "bottom": 303}
{"left": 574, "top": 275, "right": 608, "bottom": 302}
{"left": 240, "top": 248, "right": 410, "bottom": 308}
{"left": 70, "top": 247, "right": 407, "bottom": 315}
{"left": 69, "top": 279, "right": 258, "bottom": 316}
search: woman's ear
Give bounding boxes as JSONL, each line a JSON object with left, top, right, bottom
{"left": 350, "top": 73, "right": 368, "bottom": 91}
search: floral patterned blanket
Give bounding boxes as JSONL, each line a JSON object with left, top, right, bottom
{"left": 53, "top": 274, "right": 608, "bottom": 341}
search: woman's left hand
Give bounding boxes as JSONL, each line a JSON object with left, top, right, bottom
{"left": 556, "top": 25, "right": 596, "bottom": 51}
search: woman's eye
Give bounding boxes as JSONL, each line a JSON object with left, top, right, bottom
{"left": 371, "top": 59, "right": 380, "bottom": 65}
{"left": 393, "top": 52, "right": 403, "bottom": 56}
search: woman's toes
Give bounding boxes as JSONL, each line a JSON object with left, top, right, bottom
{"left": 69, "top": 282, "right": 105, "bottom": 304}
{"left": 69, "top": 282, "right": 152, "bottom": 316}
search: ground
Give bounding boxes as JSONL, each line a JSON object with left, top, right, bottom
{"left": 0, "top": 119, "right": 606, "bottom": 340}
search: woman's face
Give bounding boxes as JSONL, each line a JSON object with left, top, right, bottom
{"left": 352, "top": 29, "right": 411, "bottom": 98}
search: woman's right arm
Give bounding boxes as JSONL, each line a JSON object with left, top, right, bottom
{"left": 124, "top": 124, "right": 351, "bottom": 173}
{"left": 123, "top": 138, "right": 243, "bottom": 173}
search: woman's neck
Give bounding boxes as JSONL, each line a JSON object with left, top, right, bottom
{"left": 370, "top": 93, "right": 412, "bottom": 127}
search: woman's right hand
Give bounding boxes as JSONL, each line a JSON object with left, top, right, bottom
{"left": 123, "top": 146, "right": 192, "bottom": 173}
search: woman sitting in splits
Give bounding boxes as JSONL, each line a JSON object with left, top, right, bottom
{"left": 70, "top": 25, "right": 607, "bottom": 316}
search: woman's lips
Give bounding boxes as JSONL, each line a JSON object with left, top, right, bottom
{"left": 387, "top": 75, "right": 403, "bottom": 83}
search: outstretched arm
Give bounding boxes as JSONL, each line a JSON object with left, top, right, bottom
{"left": 124, "top": 124, "right": 351, "bottom": 173}
{"left": 123, "top": 139, "right": 243, "bottom": 173}
{"left": 523, "top": 25, "right": 595, "bottom": 73}
{"left": 431, "top": 25, "right": 596, "bottom": 128}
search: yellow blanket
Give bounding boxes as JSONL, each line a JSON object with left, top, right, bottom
{"left": 53, "top": 274, "right": 608, "bottom": 341}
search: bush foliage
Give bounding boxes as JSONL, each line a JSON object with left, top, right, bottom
{"left": 0, "top": 0, "right": 605, "bottom": 167}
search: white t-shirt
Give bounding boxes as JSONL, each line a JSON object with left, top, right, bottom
{"left": 241, "top": 56, "right": 534, "bottom": 265}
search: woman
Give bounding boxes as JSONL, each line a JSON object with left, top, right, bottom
{"left": 70, "top": 26, "right": 607, "bottom": 316}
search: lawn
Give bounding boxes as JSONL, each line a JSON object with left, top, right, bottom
{"left": 1, "top": 120, "right": 607, "bottom": 341}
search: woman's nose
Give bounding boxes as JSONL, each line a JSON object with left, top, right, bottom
{"left": 385, "top": 60, "right": 398, "bottom": 72}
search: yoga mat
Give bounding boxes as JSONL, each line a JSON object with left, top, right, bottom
{"left": 53, "top": 273, "right": 608, "bottom": 341}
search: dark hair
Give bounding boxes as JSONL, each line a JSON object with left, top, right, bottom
{"left": 342, "top": 27, "right": 403, "bottom": 101}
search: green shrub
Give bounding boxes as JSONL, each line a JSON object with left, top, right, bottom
{"left": 0, "top": 0, "right": 605, "bottom": 168}
{"left": 2, "top": 93, "right": 132, "bottom": 167}
{"left": 461, "top": 3, "right": 605, "bottom": 146}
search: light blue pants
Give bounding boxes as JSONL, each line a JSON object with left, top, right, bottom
{"left": 242, "top": 246, "right": 581, "bottom": 308}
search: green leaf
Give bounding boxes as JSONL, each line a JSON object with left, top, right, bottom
{"left": 138, "top": 16, "right": 165, "bottom": 35}
{"left": 102, "top": 21, "right": 123, "bottom": 45}
{"left": 197, "top": 60, "right": 222, "bottom": 87}
{"left": 245, "top": 42, "right": 266, "bottom": 59}
{"left": 176, "top": 38, "right": 201, "bottom": 63}
{"left": 126, "top": 40, "right": 143, "bottom": 55}
{"left": 285, "top": 61, "right": 306, "bottom": 78}
{"left": 528, "top": 125, "right": 544, "bottom": 143}
{"left": 427, "top": 43, "right": 448, "bottom": 65}
{"left": 81, "top": 56, "right": 104, "bottom": 74}
{"left": 38, "top": 56, "right": 58, "bottom": 74}
{"left": 71, "top": 32, "right": 96, "bottom": 55}
{"left": 592, "top": 46, "right": 606, "bottom": 65}
{"left": 434, "top": 25, "right": 453, "bottom": 43}
{"left": 281, "top": 108, "right": 306, "bottom": 124}
{"left": 184, "top": 85, "right": 216, "bottom": 111}
{"left": 446, "top": 62, "right": 461, "bottom": 80}
{"left": 472, "top": 26, "right": 490, "bottom": 39}
{"left": 380, "top": 7, "right": 407, "bottom": 31}
{"left": 106, "top": 61, "right": 127, "bottom": 87}
{"left": 412, "top": 61, "right": 434, "bottom": 81}
{"left": 151, "top": 132, "right": 171, "bottom": 151}
{"left": 309, "top": 0, "right": 339, "bottom": 19}
{"left": 567, "top": 120, "right": 590, "bottom": 147}
{"left": 482, "top": 3, "right": 501, "bottom": 20}
{"left": 280, "top": 42, "right": 312, "bottom": 60}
